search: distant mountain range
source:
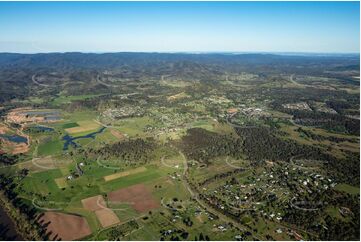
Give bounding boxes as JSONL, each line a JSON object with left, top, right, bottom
{"left": 0, "top": 52, "right": 359, "bottom": 70}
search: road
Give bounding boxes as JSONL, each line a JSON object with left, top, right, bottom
{"left": 32, "top": 74, "right": 75, "bottom": 87}
{"left": 32, "top": 74, "right": 51, "bottom": 87}
{"left": 288, "top": 74, "right": 303, "bottom": 87}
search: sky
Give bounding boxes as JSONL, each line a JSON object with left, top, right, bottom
{"left": 0, "top": 1, "right": 359, "bottom": 53}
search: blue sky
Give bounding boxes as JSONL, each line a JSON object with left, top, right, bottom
{"left": 0, "top": 1, "right": 359, "bottom": 53}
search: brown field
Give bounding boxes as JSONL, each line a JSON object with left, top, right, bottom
{"left": 95, "top": 208, "right": 120, "bottom": 228}
{"left": 6, "top": 107, "right": 33, "bottom": 123}
{"left": 227, "top": 108, "right": 238, "bottom": 114}
{"left": 0, "top": 139, "right": 29, "bottom": 154}
{"left": 65, "top": 120, "right": 100, "bottom": 134}
{"left": 81, "top": 195, "right": 106, "bottom": 211}
{"left": 110, "top": 129, "right": 124, "bottom": 139}
{"left": 6, "top": 108, "right": 59, "bottom": 124}
{"left": 11, "top": 142, "right": 29, "bottom": 154}
{"left": 108, "top": 184, "right": 159, "bottom": 213}
{"left": 40, "top": 212, "right": 92, "bottom": 241}
{"left": 0, "top": 124, "right": 9, "bottom": 134}
{"left": 104, "top": 166, "right": 147, "bottom": 182}
{"left": 82, "top": 195, "right": 120, "bottom": 228}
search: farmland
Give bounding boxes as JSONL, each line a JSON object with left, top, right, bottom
{"left": 0, "top": 52, "right": 359, "bottom": 241}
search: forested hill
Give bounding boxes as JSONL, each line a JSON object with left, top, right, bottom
{"left": 0, "top": 52, "right": 359, "bottom": 72}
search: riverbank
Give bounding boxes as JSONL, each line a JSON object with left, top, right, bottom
{"left": 0, "top": 192, "right": 24, "bottom": 240}
{"left": 0, "top": 192, "right": 40, "bottom": 240}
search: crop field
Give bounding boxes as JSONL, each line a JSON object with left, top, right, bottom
{"left": 40, "top": 212, "right": 92, "bottom": 240}
{"left": 65, "top": 120, "right": 101, "bottom": 134}
{"left": 104, "top": 166, "right": 148, "bottom": 181}
{"left": 108, "top": 184, "right": 159, "bottom": 212}
{"left": 52, "top": 94, "right": 107, "bottom": 105}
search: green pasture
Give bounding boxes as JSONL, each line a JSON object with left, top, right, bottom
{"left": 37, "top": 137, "right": 63, "bottom": 156}
{"left": 334, "top": 183, "right": 360, "bottom": 195}
{"left": 113, "top": 116, "right": 156, "bottom": 137}
{"left": 52, "top": 94, "right": 106, "bottom": 105}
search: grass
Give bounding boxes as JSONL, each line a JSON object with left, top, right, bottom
{"left": 21, "top": 169, "right": 63, "bottom": 197}
{"left": 101, "top": 166, "right": 162, "bottom": 191}
{"left": 152, "top": 177, "right": 190, "bottom": 202}
{"left": 188, "top": 156, "right": 238, "bottom": 184}
{"left": 325, "top": 206, "right": 344, "bottom": 220}
{"left": 61, "top": 110, "right": 99, "bottom": 124}
{"left": 114, "top": 117, "right": 155, "bottom": 137}
{"left": 104, "top": 166, "right": 147, "bottom": 182}
{"left": 62, "top": 122, "right": 79, "bottom": 129}
{"left": 64, "top": 204, "right": 101, "bottom": 233}
{"left": 28, "top": 97, "right": 44, "bottom": 104}
{"left": 191, "top": 119, "right": 215, "bottom": 132}
{"left": 37, "top": 138, "right": 63, "bottom": 156}
{"left": 167, "top": 92, "right": 190, "bottom": 101}
{"left": 65, "top": 120, "right": 100, "bottom": 134}
{"left": 160, "top": 80, "right": 192, "bottom": 88}
{"left": 82, "top": 162, "right": 118, "bottom": 179}
{"left": 109, "top": 204, "right": 139, "bottom": 223}
{"left": 334, "top": 183, "right": 360, "bottom": 195}
{"left": 54, "top": 177, "right": 68, "bottom": 189}
{"left": 52, "top": 94, "right": 106, "bottom": 105}
{"left": 92, "top": 129, "right": 119, "bottom": 144}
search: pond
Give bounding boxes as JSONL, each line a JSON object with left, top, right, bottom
{"left": 21, "top": 110, "right": 60, "bottom": 116}
{"left": 21, "top": 110, "right": 61, "bottom": 121}
{"left": 63, "top": 127, "right": 106, "bottom": 150}
{"left": 0, "top": 134, "right": 28, "bottom": 144}
{"left": 26, "top": 126, "right": 54, "bottom": 133}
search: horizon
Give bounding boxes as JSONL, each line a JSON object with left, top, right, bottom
{"left": 0, "top": 51, "right": 360, "bottom": 56}
{"left": 0, "top": 1, "right": 359, "bottom": 53}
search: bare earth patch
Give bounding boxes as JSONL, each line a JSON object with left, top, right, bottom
{"left": 40, "top": 212, "right": 92, "bottom": 241}
{"left": 108, "top": 184, "right": 160, "bottom": 213}
{"left": 11, "top": 142, "right": 29, "bottom": 154}
{"left": 227, "top": 108, "right": 238, "bottom": 114}
{"left": 0, "top": 124, "right": 9, "bottom": 134}
{"left": 110, "top": 129, "right": 124, "bottom": 139}
{"left": 6, "top": 108, "right": 60, "bottom": 124}
{"left": 81, "top": 195, "right": 120, "bottom": 228}
{"left": 81, "top": 195, "right": 106, "bottom": 211}
{"left": 167, "top": 92, "right": 190, "bottom": 101}
{"left": 104, "top": 166, "right": 147, "bottom": 181}
{"left": 95, "top": 208, "right": 120, "bottom": 228}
